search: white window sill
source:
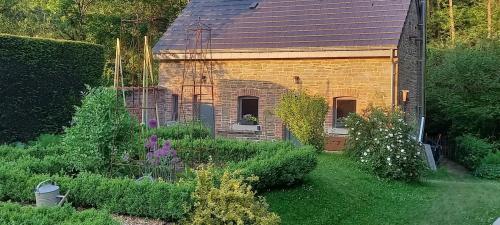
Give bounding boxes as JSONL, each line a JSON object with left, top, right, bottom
{"left": 231, "top": 124, "right": 261, "bottom": 132}
{"left": 327, "top": 128, "right": 349, "bottom": 135}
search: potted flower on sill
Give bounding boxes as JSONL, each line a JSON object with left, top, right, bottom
{"left": 240, "top": 114, "right": 258, "bottom": 125}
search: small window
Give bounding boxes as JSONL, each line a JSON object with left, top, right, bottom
{"left": 172, "top": 94, "right": 179, "bottom": 121}
{"left": 238, "top": 96, "right": 259, "bottom": 125}
{"left": 334, "top": 98, "right": 356, "bottom": 128}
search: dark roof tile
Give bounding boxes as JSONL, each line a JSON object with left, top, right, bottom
{"left": 154, "top": 0, "right": 411, "bottom": 52}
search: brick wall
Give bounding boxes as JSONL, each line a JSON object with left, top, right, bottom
{"left": 158, "top": 57, "right": 394, "bottom": 140}
{"left": 398, "top": 0, "right": 424, "bottom": 121}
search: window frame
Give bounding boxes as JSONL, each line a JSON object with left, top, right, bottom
{"left": 237, "top": 96, "right": 259, "bottom": 124}
{"left": 333, "top": 97, "right": 357, "bottom": 128}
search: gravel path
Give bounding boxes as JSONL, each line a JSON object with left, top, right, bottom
{"left": 112, "top": 215, "right": 174, "bottom": 225}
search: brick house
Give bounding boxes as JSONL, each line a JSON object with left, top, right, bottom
{"left": 153, "top": 0, "right": 425, "bottom": 148}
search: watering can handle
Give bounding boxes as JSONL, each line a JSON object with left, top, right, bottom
{"left": 36, "top": 179, "right": 52, "bottom": 191}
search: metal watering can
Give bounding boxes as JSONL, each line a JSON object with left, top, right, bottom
{"left": 35, "top": 180, "right": 69, "bottom": 207}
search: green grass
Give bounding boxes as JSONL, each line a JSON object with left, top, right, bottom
{"left": 264, "top": 153, "right": 500, "bottom": 225}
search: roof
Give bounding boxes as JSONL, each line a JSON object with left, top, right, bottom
{"left": 153, "top": 0, "right": 411, "bottom": 54}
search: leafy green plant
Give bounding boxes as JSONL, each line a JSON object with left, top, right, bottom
{"left": 345, "top": 107, "right": 425, "bottom": 181}
{"left": 276, "top": 90, "right": 328, "bottom": 151}
{"left": 0, "top": 202, "right": 119, "bottom": 225}
{"left": 63, "top": 87, "right": 140, "bottom": 173}
{"left": 143, "top": 122, "right": 210, "bottom": 140}
{"left": 182, "top": 166, "right": 280, "bottom": 225}
{"left": 455, "top": 134, "right": 496, "bottom": 170}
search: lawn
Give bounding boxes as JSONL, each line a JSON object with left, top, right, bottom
{"left": 265, "top": 153, "right": 500, "bottom": 225}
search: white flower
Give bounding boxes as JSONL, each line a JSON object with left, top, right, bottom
{"left": 366, "top": 149, "right": 370, "bottom": 153}
{"left": 374, "top": 138, "right": 378, "bottom": 141}
{"left": 388, "top": 162, "right": 392, "bottom": 166}
{"left": 417, "top": 151, "right": 421, "bottom": 155}
{"left": 363, "top": 152, "right": 368, "bottom": 156}
{"left": 357, "top": 132, "right": 361, "bottom": 135}
{"left": 403, "top": 157, "right": 407, "bottom": 160}
{"left": 400, "top": 149, "right": 405, "bottom": 153}
{"left": 396, "top": 155, "right": 400, "bottom": 159}
{"left": 389, "top": 133, "right": 393, "bottom": 137}
{"left": 356, "top": 137, "right": 359, "bottom": 140}
{"left": 386, "top": 145, "right": 391, "bottom": 150}
{"left": 387, "top": 157, "right": 391, "bottom": 161}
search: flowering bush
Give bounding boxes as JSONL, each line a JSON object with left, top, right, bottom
{"left": 345, "top": 107, "right": 425, "bottom": 181}
{"left": 141, "top": 122, "right": 184, "bottom": 181}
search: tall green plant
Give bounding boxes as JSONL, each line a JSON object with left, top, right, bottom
{"left": 276, "top": 91, "right": 328, "bottom": 151}
{"left": 63, "top": 87, "right": 139, "bottom": 173}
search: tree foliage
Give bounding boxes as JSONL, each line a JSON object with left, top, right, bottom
{"left": 0, "top": 0, "right": 187, "bottom": 85}
{"left": 426, "top": 41, "right": 500, "bottom": 139}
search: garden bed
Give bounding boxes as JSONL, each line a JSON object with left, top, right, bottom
{"left": 0, "top": 138, "right": 317, "bottom": 220}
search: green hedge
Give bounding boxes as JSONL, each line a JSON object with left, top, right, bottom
{"left": 0, "top": 163, "right": 195, "bottom": 220}
{"left": 0, "top": 34, "right": 105, "bottom": 144}
{"left": 146, "top": 122, "right": 211, "bottom": 140}
{"left": 229, "top": 145, "right": 318, "bottom": 190}
{"left": 172, "top": 138, "right": 294, "bottom": 165}
{"left": 455, "top": 134, "right": 496, "bottom": 170}
{"left": 0, "top": 139, "right": 318, "bottom": 219}
{"left": 0, "top": 202, "right": 119, "bottom": 225}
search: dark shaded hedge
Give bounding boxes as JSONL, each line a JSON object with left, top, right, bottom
{"left": 0, "top": 34, "right": 104, "bottom": 143}
{"left": 0, "top": 202, "right": 119, "bottom": 225}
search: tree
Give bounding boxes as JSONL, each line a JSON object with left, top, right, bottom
{"left": 448, "top": 0, "right": 456, "bottom": 44}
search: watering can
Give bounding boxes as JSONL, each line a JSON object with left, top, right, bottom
{"left": 35, "top": 180, "right": 69, "bottom": 207}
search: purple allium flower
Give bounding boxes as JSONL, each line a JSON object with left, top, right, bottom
{"left": 148, "top": 119, "right": 158, "bottom": 128}
{"left": 149, "top": 135, "right": 158, "bottom": 143}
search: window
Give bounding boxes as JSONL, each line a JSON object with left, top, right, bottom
{"left": 171, "top": 94, "right": 179, "bottom": 121}
{"left": 238, "top": 96, "right": 259, "bottom": 125}
{"left": 334, "top": 98, "right": 356, "bottom": 128}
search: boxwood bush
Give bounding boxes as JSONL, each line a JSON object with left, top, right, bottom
{"left": 0, "top": 162, "right": 195, "bottom": 220}
{"left": 0, "top": 134, "right": 318, "bottom": 219}
{"left": 0, "top": 34, "right": 105, "bottom": 144}
{"left": 0, "top": 202, "right": 119, "bottom": 225}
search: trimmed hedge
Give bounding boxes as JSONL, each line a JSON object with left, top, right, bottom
{"left": 0, "top": 34, "right": 105, "bottom": 144}
{"left": 0, "top": 138, "right": 317, "bottom": 219}
{"left": 146, "top": 122, "right": 211, "bottom": 140}
{"left": 0, "top": 163, "right": 195, "bottom": 220}
{"left": 172, "top": 138, "right": 294, "bottom": 165}
{"left": 229, "top": 145, "right": 318, "bottom": 190}
{"left": 0, "top": 202, "right": 119, "bottom": 225}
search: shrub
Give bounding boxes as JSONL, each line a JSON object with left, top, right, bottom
{"left": 182, "top": 166, "right": 280, "bottom": 225}
{"left": 455, "top": 134, "right": 496, "bottom": 170}
{"left": 276, "top": 90, "right": 329, "bottom": 151}
{"left": 472, "top": 151, "right": 500, "bottom": 179}
{"left": 145, "top": 122, "right": 210, "bottom": 140}
{"left": 63, "top": 87, "right": 140, "bottom": 173}
{"left": 172, "top": 138, "right": 294, "bottom": 165}
{"left": 345, "top": 107, "right": 425, "bottom": 181}
{"left": 0, "top": 202, "right": 119, "bottom": 225}
{"left": 0, "top": 34, "right": 105, "bottom": 144}
{"left": 229, "top": 145, "right": 318, "bottom": 190}
{"left": 0, "top": 163, "right": 195, "bottom": 220}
